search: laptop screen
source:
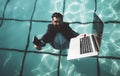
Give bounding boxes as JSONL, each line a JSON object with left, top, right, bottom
{"left": 91, "top": 12, "right": 104, "bottom": 50}
{"left": 92, "top": 12, "right": 104, "bottom": 37}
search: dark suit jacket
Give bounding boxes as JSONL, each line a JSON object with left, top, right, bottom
{"left": 41, "top": 22, "right": 79, "bottom": 43}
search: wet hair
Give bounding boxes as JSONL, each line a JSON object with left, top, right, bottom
{"left": 52, "top": 12, "right": 63, "bottom": 19}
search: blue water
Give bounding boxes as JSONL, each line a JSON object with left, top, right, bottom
{"left": 0, "top": 0, "right": 120, "bottom": 76}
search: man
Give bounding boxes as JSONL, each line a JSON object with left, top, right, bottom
{"left": 34, "top": 12, "right": 84, "bottom": 50}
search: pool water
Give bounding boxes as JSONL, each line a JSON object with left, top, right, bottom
{"left": 0, "top": 0, "right": 120, "bottom": 76}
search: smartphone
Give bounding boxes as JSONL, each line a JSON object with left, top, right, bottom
{"left": 32, "top": 36, "right": 41, "bottom": 46}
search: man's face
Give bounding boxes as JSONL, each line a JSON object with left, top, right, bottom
{"left": 52, "top": 17, "right": 63, "bottom": 26}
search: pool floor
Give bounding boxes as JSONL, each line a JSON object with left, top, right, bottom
{"left": 0, "top": 0, "right": 120, "bottom": 76}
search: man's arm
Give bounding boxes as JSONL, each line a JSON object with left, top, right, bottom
{"left": 41, "top": 24, "right": 56, "bottom": 43}
{"left": 63, "top": 23, "right": 79, "bottom": 38}
{"left": 34, "top": 24, "right": 53, "bottom": 50}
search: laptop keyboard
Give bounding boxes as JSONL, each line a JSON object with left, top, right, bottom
{"left": 80, "top": 36, "right": 93, "bottom": 54}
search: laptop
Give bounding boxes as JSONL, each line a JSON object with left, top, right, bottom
{"left": 67, "top": 12, "right": 104, "bottom": 60}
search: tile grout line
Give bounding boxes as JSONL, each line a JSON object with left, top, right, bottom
{"left": 94, "top": 0, "right": 100, "bottom": 76}
{"left": 97, "top": 56, "right": 100, "bottom": 76}
{"left": 1, "top": 17, "right": 120, "bottom": 24}
{"left": 94, "top": 0, "right": 97, "bottom": 12}
{"left": 0, "top": 0, "right": 10, "bottom": 28}
{"left": 19, "top": 0, "right": 38, "bottom": 76}
{"left": 57, "top": 0, "right": 66, "bottom": 76}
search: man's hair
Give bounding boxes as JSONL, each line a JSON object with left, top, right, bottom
{"left": 52, "top": 12, "right": 63, "bottom": 19}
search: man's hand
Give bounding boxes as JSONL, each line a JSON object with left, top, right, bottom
{"left": 34, "top": 45, "right": 42, "bottom": 50}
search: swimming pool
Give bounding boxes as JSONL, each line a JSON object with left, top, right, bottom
{"left": 0, "top": 0, "right": 120, "bottom": 76}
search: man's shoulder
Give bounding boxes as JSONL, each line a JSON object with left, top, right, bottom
{"left": 48, "top": 24, "right": 53, "bottom": 27}
{"left": 63, "top": 22, "right": 69, "bottom": 25}
{"left": 48, "top": 24, "right": 52, "bottom": 26}
{"left": 48, "top": 24, "right": 54, "bottom": 29}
